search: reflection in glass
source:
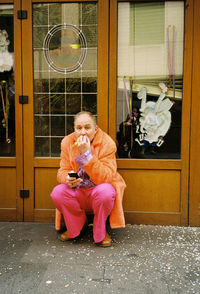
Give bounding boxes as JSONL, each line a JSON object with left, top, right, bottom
{"left": 82, "top": 94, "right": 97, "bottom": 114}
{"left": 33, "top": 3, "right": 98, "bottom": 157}
{"left": 82, "top": 3, "right": 97, "bottom": 25}
{"left": 33, "top": 4, "right": 48, "bottom": 26}
{"left": 49, "top": 4, "right": 61, "bottom": 25}
{"left": 50, "top": 76, "right": 65, "bottom": 92}
{"left": 34, "top": 116, "right": 49, "bottom": 136}
{"left": 34, "top": 75, "right": 49, "bottom": 92}
{"left": 66, "top": 116, "right": 74, "bottom": 135}
{"left": 35, "top": 137, "right": 50, "bottom": 157}
{"left": 82, "top": 77, "right": 97, "bottom": 92}
{"left": 33, "top": 27, "right": 48, "bottom": 48}
{"left": 82, "top": 49, "right": 97, "bottom": 71}
{"left": 51, "top": 116, "right": 65, "bottom": 136}
{"left": 51, "top": 137, "right": 62, "bottom": 157}
{"left": 66, "top": 94, "right": 81, "bottom": 114}
{"left": 50, "top": 94, "right": 65, "bottom": 114}
{"left": 0, "top": 5, "right": 15, "bottom": 156}
{"left": 82, "top": 26, "right": 97, "bottom": 47}
{"left": 66, "top": 77, "right": 81, "bottom": 93}
{"left": 117, "top": 2, "right": 184, "bottom": 159}
{"left": 34, "top": 94, "right": 49, "bottom": 114}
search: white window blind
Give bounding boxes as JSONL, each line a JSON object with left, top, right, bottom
{"left": 130, "top": 2, "right": 165, "bottom": 46}
{"left": 118, "top": 1, "right": 184, "bottom": 85}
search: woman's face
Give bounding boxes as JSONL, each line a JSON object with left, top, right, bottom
{"left": 74, "top": 113, "right": 97, "bottom": 142}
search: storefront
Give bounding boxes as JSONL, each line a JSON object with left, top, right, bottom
{"left": 0, "top": 0, "right": 199, "bottom": 226}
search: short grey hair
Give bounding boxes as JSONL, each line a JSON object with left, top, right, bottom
{"left": 74, "top": 111, "right": 97, "bottom": 126}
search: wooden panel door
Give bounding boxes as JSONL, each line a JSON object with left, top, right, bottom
{"left": 109, "top": 0, "right": 193, "bottom": 226}
{"left": 21, "top": 0, "right": 109, "bottom": 222}
{"left": 0, "top": 0, "right": 24, "bottom": 221}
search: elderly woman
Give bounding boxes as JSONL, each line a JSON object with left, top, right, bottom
{"left": 51, "top": 111, "right": 126, "bottom": 247}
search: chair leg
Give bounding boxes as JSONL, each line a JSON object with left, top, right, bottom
{"left": 55, "top": 209, "right": 62, "bottom": 231}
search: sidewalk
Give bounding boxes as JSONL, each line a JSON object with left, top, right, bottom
{"left": 0, "top": 222, "right": 199, "bottom": 294}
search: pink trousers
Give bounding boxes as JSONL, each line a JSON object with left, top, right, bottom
{"left": 51, "top": 183, "right": 116, "bottom": 243}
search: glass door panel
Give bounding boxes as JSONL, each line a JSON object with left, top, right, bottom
{"left": 0, "top": 4, "right": 15, "bottom": 156}
{"left": 33, "top": 3, "right": 98, "bottom": 157}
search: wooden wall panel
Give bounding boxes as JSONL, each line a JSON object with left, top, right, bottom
{"left": 0, "top": 168, "right": 16, "bottom": 208}
{"left": 120, "top": 170, "right": 180, "bottom": 212}
{"left": 124, "top": 212, "right": 181, "bottom": 226}
{"left": 0, "top": 209, "right": 17, "bottom": 221}
{"left": 34, "top": 168, "right": 58, "bottom": 209}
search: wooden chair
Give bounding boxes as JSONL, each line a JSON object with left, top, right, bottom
{"left": 55, "top": 209, "right": 63, "bottom": 231}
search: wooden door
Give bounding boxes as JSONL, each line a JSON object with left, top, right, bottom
{"left": 109, "top": 0, "right": 193, "bottom": 226}
{"left": 0, "top": 0, "right": 24, "bottom": 221}
{"left": 21, "top": 0, "right": 109, "bottom": 222}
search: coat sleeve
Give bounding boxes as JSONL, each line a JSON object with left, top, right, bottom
{"left": 82, "top": 138, "right": 118, "bottom": 185}
{"left": 57, "top": 137, "right": 73, "bottom": 184}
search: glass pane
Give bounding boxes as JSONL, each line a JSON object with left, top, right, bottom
{"left": 0, "top": 5, "right": 15, "bottom": 156}
{"left": 117, "top": 2, "right": 184, "bottom": 159}
{"left": 33, "top": 3, "right": 98, "bottom": 157}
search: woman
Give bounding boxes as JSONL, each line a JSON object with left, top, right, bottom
{"left": 51, "top": 111, "right": 126, "bottom": 247}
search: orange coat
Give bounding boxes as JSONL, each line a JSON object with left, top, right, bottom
{"left": 57, "top": 127, "right": 126, "bottom": 228}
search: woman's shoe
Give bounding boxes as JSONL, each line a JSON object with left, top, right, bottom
{"left": 59, "top": 220, "right": 88, "bottom": 241}
{"left": 59, "top": 231, "right": 71, "bottom": 241}
{"left": 98, "top": 232, "right": 111, "bottom": 247}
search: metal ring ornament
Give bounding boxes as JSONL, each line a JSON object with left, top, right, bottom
{"left": 43, "top": 24, "right": 87, "bottom": 74}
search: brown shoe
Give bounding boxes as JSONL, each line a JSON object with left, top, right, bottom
{"left": 59, "top": 220, "right": 88, "bottom": 241}
{"left": 59, "top": 231, "right": 71, "bottom": 242}
{"left": 98, "top": 232, "right": 111, "bottom": 247}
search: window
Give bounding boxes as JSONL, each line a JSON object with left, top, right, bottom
{"left": 0, "top": 5, "right": 15, "bottom": 156}
{"left": 117, "top": 1, "right": 184, "bottom": 159}
{"left": 33, "top": 3, "right": 97, "bottom": 157}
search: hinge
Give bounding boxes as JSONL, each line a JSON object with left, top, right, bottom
{"left": 20, "top": 190, "right": 30, "bottom": 199}
{"left": 17, "top": 10, "right": 28, "bottom": 20}
{"left": 19, "top": 95, "right": 28, "bottom": 104}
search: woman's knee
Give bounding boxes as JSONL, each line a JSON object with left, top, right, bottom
{"left": 99, "top": 183, "right": 116, "bottom": 197}
{"left": 93, "top": 183, "right": 116, "bottom": 205}
{"left": 51, "top": 184, "right": 67, "bottom": 202}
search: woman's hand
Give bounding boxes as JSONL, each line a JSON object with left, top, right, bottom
{"left": 76, "top": 135, "right": 90, "bottom": 154}
{"left": 66, "top": 172, "right": 82, "bottom": 189}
